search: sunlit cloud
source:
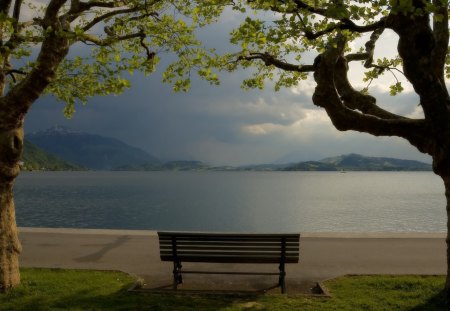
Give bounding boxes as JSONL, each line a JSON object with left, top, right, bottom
{"left": 290, "top": 78, "right": 317, "bottom": 97}
{"left": 407, "top": 105, "right": 425, "bottom": 119}
{"left": 242, "top": 122, "right": 284, "bottom": 136}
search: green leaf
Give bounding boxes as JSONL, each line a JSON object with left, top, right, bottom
{"left": 389, "top": 82, "right": 404, "bottom": 96}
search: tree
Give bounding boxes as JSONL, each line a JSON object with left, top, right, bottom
{"left": 0, "top": 0, "right": 219, "bottom": 291}
{"left": 189, "top": 0, "right": 450, "bottom": 299}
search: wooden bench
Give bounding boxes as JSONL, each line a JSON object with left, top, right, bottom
{"left": 157, "top": 231, "right": 300, "bottom": 293}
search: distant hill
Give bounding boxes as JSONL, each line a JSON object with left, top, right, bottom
{"left": 27, "top": 126, "right": 160, "bottom": 170}
{"left": 21, "top": 140, "right": 83, "bottom": 171}
{"left": 284, "top": 153, "right": 432, "bottom": 171}
{"left": 22, "top": 130, "right": 433, "bottom": 172}
{"left": 116, "top": 160, "right": 209, "bottom": 171}
{"left": 111, "top": 154, "right": 432, "bottom": 172}
{"left": 237, "top": 163, "right": 291, "bottom": 171}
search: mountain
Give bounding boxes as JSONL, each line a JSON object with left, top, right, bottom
{"left": 284, "top": 153, "right": 432, "bottom": 171}
{"left": 26, "top": 126, "right": 160, "bottom": 170}
{"left": 112, "top": 154, "right": 432, "bottom": 171}
{"left": 21, "top": 140, "right": 83, "bottom": 171}
{"left": 114, "top": 154, "right": 431, "bottom": 172}
{"left": 22, "top": 130, "right": 433, "bottom": 172}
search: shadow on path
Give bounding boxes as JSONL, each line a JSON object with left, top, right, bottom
{"left": 75, "top": 236, "right": 131, "bottom": 263}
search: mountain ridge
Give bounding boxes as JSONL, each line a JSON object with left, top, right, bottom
{"left": 21, "top": 140, "right": 84, "bottom": 171}
{"left": 27, "top": 126, "right": 160, "bottom": 170}
{"left": 283, "top": 153, "right": 431, "bottom": 171}
{"left": 25, "top": 127, "right": 432, "bottom": 171}
{"left": 118, "top": 154, "right": 432, "bottom": 171}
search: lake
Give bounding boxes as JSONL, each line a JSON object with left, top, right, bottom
{"left": 14, "top": 171, "right": 446, "bottom": 233}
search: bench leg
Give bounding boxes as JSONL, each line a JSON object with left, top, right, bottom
{"left": 172, "top": 261, "right": 183, "bottom": 290}
{"left": 279, "top": 263, "right": 286, "bottom": 294}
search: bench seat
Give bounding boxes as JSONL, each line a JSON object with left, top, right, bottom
{"left": 158, "top": 231, "right": 300, "bottom": 293}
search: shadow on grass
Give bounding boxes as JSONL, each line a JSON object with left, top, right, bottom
{"left": 408, "top": 290, "right": 448, "bottom": 311}
{"left": 7, "top": 271, "right": 447, "bottom": 311}
{"left": 12, "top": 283, "right": 258, "bottom": 311}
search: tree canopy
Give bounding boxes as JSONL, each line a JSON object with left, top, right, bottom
{"left": 169, "top": 0, "right": 448, "bottom": 174}
{"left": 0, "top": 0, "right": 223, "bottom": 121}
{"left": 211, "top": 0, "right": 448, "bottom": 92}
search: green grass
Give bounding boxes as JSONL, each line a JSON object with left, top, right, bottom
{"left": 0, "top": 269, "right": 447, "bottom": 310}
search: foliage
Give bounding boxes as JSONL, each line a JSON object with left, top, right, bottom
{"left": 21, "top": 140, "right": 83, "bottom": 171}
{"left": 0, "top": 0, "right": 224, "bottom": 118}
{"left": 0, "top": 269, "right": 446, "bottom": 310}
{"left": 198, "top": 0, "right": 448, "bottom": 96}
{"left": 190, "top": 1, "right": 450, "bottom": 177}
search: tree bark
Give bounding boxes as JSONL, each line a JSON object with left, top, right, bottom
{"left": 435, "top": 160, "right": 450, "bottom": 300}
{"left": 0, "top": 126, "right": 23, "bottom": 292}
{"left": 310, "top": 7, "right": 450, "bottom": 300}
{"left": 0, "top": 0, "right": 69, "bottom": 290}
{"left": 445, "top": 176, "right": 450, "bottom": 300}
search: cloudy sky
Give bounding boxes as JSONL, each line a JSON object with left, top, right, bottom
{"left": 24, "top": 7, "right": 434, "bottom": 166}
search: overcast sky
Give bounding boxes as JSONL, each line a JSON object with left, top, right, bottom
{"left": 23, "top": 7, "right": 435, "bottom": 166}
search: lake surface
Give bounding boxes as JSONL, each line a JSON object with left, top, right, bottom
{"left": 14, "top": 171, "right": 446, "bottom": 233}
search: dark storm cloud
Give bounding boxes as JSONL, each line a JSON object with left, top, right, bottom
{"left": 23, "top": 7, "right": 433, "bottom": 165}
{"left": 25, "top": 68, "right": 432, "bottom": 165}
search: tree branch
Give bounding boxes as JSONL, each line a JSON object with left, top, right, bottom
{"left": 69, "top": 0, "right": 116, "bottom": 13}
{"left": 312, "top": 34, "right": 429, "bottom": 153}
{"left": 334, "top": 56, "right": 406, "bottom": 120}
{"left": 362, "top": 27, "right": 385, "bottom": 68}
{"left": 0, "top": 0, "right": 70, "bottom": 130}
{"left": 0, "top": 0, "right": 12, "bottom": 14}
{"left": 432, "top": 0, "right": 449, "bottom": 84}
{"left": 80, "top": 32, "right": 144, "bottom": 46}
{"left": 12, "top": 0, "right": 22, "bottom": 23}
{"left": 80, "top": 7, "right": 140, "bottom": 31}
{"left": 289, "top": 0, "right": 327, "bottom": 15}
{"left": 238, "top": 52, "right": 315, "bottom": 72}
{"left": 66, "top": 0, "right": 161, "bottom": 30}
{"left": 267, "top": 1, "right": 386, "bottom": 40}
{"left": 303, "top": 18, "right": 386, "bottom": 41}
{"left": 43, "top": 0, "right": 68, "bottom": 25}
{"left": 80, "top": 27, "right": 154, "bottom": 59}
{"left": 387, "top": 5, "right": 450, "bottom": 123}
{"left": 4, "top": 69, "right": 26, "bottom": 83}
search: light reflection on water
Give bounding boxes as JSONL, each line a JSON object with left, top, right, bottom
{"left": 14, "top": 171, "right": 446, "bottom": 233}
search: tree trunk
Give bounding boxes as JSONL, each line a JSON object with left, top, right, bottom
{"left": 0, "top": 126, "right": 23, "bottom": 291}
{"left": 433, "top": 150, "right": 450, "bottom": 301}
{"left": 442, "top": 175, "right": 450, "bottom": 300}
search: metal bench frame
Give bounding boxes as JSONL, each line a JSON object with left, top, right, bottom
{"left": 158, "top": 231, "right": 300, "bottom": 293}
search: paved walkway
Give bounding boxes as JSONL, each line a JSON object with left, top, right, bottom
{"left": 19, "top": 228, "right": 447, "bottom": 294}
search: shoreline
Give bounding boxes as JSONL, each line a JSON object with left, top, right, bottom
{"left": 18, "top": 227, "right": 447, "bottom": 238}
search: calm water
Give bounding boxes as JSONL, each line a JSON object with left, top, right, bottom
{"left": 14, "top": 171, "right": 446, "bottom": 233}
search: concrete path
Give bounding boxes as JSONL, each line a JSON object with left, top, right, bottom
{"left": 19, "top": 228, "right": 447, "bottom": 294}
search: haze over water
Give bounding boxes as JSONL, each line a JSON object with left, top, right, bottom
{"left": 14, "top": 171, "right": 446, "bottom": 233}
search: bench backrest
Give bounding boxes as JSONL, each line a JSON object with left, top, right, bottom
{"left": 158, "top": 232, "right": 300, "bottom": 264}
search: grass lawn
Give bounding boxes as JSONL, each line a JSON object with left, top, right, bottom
{"left": 0, "top": 268, "right": 447, "bottom": 310}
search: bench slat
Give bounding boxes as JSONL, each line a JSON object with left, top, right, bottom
{"left": 160, "top": 255, "right": 299, "bottom": 263}
{"left": 159, "top": 237, "right": 299, "bottom": 242}
{"left": 158, "top": 232, "right": 299, "bottom": 237}
{"left": 160, "top": 252, "right": 299, "bottom": 257}
{"left": 159, "top": 234, "right": 298, "bottom": 239}
{"left": 159, "top": 240, "right": 300, "bottom": 248}
{"left": 160, "top": 246, "right": 299, "bottom": 252}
